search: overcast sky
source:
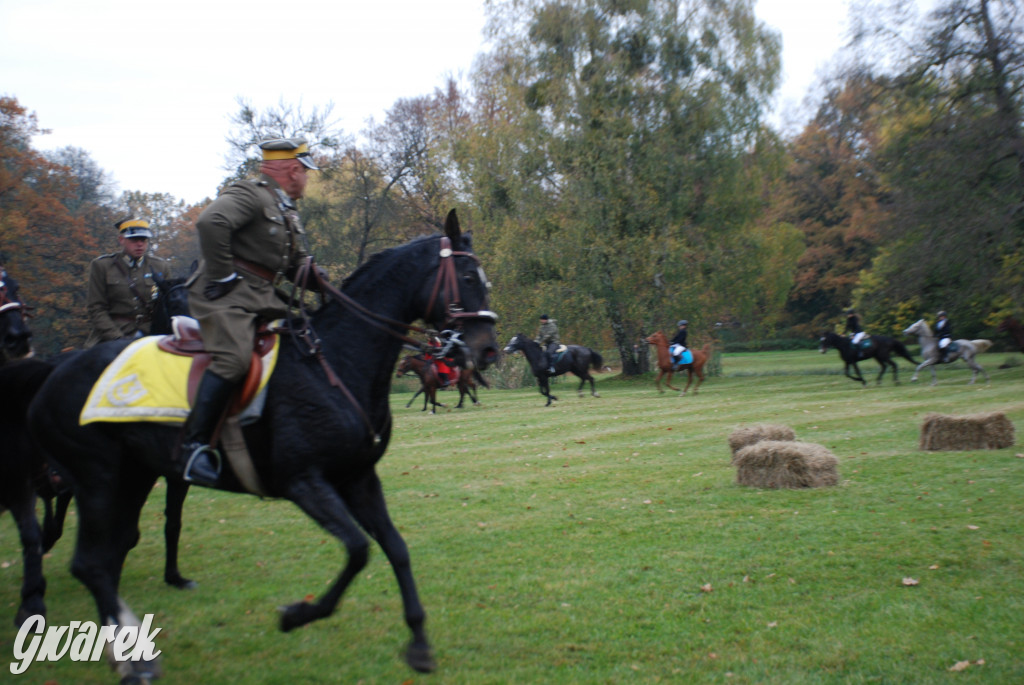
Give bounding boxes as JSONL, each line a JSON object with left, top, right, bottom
{"left": 1, "top": 0, "right": 908, "bottom": 206}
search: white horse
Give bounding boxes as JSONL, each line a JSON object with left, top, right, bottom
{"left": 903, "top": 319, "right": 993, "bottom": 385}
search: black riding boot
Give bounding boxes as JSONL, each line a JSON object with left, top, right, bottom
{"left": 178, "top": 370, "right": 236, "bottom": 487}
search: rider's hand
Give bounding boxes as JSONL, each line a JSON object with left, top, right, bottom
{"left": 203, "top": 274, "right": 241, "bottom": 300}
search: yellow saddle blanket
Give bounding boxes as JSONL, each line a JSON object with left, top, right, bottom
{"left": 80, "top": 335, "right": 279, "bottom": 425}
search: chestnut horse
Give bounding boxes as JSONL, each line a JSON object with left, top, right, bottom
{"left": 396, "top": 353, "right": 486, "bottom": 413}
{"left": 645, "top": 331, "right": 711, "bottom": 394}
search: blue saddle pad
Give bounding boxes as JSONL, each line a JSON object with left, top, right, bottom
{"left": 673, "top": 349, "right": 693, "bottom": 366}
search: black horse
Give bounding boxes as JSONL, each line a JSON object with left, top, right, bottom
{"left": 503, "top": 333, "right": 605, "bottom": 406}
{"left": 41, "top": 274, "right": 199, "bottom": 589}
{"left": 1, "top": 275, "right": 196, "bottom": 629}
{"left": 819, "top": 331, "right": 919, "bottom": 385}
{"left": 26, "top": 211, "right": 498, "bottom": 681}
{"left": 0, "top": 273, "right": 32, "bottom": 362}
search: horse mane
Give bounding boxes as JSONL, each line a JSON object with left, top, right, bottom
{"left": 342, "top": 234, "right": 439, "bottom": 291}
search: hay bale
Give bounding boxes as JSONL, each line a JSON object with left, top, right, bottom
{"left": 919, "top": 412, "right": 1016, "bottom": 451}
{"left": 734, "top": 440, "right": 840, "bottom": 489}
{"left": 728, "top": 424, "right": 796, "bottom": 462}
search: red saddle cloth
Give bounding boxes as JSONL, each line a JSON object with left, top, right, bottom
{"left": 157, "top": 317, "right": 276, "bottom": 413}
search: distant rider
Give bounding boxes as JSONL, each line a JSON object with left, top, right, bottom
{"left": 535, "top": 314, "right": 559, "bottom": 375}
{"left": 935, "top": 311, "right": 953, "bottom": 362}
{"left": 845, "top": 309, "right": 868, "bottom": 349}
{"left": 669, "top": 320, "right": 688, "bottom": 364}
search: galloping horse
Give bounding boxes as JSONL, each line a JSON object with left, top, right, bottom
{"left": 396, "top": 352, "right": 486, "bottom": 413}
{"left": 0, "top": 275, "right": 196, "bottom": 628}
{"left": 503, "top": 333, "right": 605, "bottom": 406}
{"left": 644, "top": 331, "right": 711, "bottom": 394}
{"left": 26, "top": 211, "right": 498, "bottom": 681}
{"left": 903, "top": 318, "right": 992, "bottom": 385}
{"left": 819, "top": 331, "right": 919, "bottom": 386}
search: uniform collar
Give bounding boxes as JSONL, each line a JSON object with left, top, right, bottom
{"left": 121, "top": 252, "right": 145, "bottom": 269}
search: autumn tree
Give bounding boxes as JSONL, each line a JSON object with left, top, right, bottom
{"left": 773, "top": 71, "right": 887, "bottom": 336}
{"left": 0, "top": 97, "right": 98, "bottom": 353}
{"left": 851, "top": 0, "right": 1024, "bottom": 333}
{"left": 466, "top": 0, "right": 790, "bottom": 371}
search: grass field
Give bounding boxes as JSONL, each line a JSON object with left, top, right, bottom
{"left": 2, "top": 348, "right": 1023, "bottom": 684}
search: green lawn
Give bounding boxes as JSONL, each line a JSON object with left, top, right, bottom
{"left": 2, "top": 349, "right": 1023, "bottom": 684}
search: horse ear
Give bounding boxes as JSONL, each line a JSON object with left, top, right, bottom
{"left": 444, "top": 209, "right": 461, "bottom": 245}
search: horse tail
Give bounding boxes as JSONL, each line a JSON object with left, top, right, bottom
{"left": 892, "top": 340, "right": 920, "bottom": 365}
{"left": 971, "top": 339, "right": 993, "bottom": 353}
{"left": 590, "top": 349, "right": 604, "bottom": 371}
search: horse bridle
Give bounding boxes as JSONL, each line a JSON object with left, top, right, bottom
{"left": 286, "top": 236, "right": 497, "bottom": 444}
{"left": 0, "top": 282, "right": 30, "bottom": 322}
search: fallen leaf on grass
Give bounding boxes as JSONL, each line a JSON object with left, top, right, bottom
{"left": 901, "top": 577, "right": 919, "bottom": 586}
{"left": 967, "top": 525, "right": 980, "bottom": 530}
{"left": 949, "top": 660, "right": 970, "bottom": 672}
{"left": 929, "top": 564, "right": 940, "bottom": 570}
{"left": 700, "top": 583, "right": 713, "bottom": 593}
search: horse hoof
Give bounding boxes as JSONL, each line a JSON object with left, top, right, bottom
{"left": 278, "top": 601, "right": 317, "bottom": 632}
{"left": 15, "top": 605, "right": 44, "bottom": 629}
{"left": 168, "top": 578, "right": 198, "bottom": 590}
{"left": 406, "top": 644, "right": 436, "bottom": 673}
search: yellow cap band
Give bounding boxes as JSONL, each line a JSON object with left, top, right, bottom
{"left": 262, "top": 143, "right": 310, "bottom": 161}
{"left": 119, "top": 219, "right": 150, "bottom": 231}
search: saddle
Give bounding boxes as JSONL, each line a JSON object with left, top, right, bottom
{"left": 157, "top": 316, "right": 276, "bottom": 413}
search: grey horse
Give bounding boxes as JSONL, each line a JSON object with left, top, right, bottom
{"left": 903, "top": 318, "right": 993, "bottom": 385}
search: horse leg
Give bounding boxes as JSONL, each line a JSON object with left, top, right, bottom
{"left": 278, "top": 471, "right": 437, "bottom": 672}
{"left": 664, "top": 370, "right": 680, "bottom": 393}
{"left": 342, "top": 472, "right": 435, "bottom": 673}
{"left": 406, "top": 388, "right": 422, "bottom": 409}
{"left": 681, "top": 369, "right": 693, "bottom": 395}
{"left": 70, "top": 471, "right": 162, "bottom": 682}
{"left": 41, "top": 490, "right": 72, "bottom": 553}
{"left": 693, "top": 368, "right": 704, "bottom": 394}
{"left": 10, "top": 492, "right": 47, "bottom": 627}
{"left": 653, "top": 369, "right": 665, "bottom": 393}
{"left": 163, "top": 479, "right": 196, "bottom": 589}
{"left": 911, "top": 358, "right": 935, "bottom": 383}
{"left": 964, "top": 356, "right": 989, "bottom": 384}
{"left": 875, "top": 359, "right": 887, "bottom": 385}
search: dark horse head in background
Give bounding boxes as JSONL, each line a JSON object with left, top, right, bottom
{"left": 26, "top": 209, "right": 498, "bottom": 681}
{"left": 0, "top": 271, "right": 32, "bottom": 362}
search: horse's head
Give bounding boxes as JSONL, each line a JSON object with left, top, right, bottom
{"left": 644, "top": 331, "right": 666, "bottom": 346}
{"left": 396, "top": 356, "right": 415, "bottom": 378}
{"left": 818, "top": 333, "right": 831, "bottom": 354}
{"left": 150, "top": 274, "right": 191, "bottom": 336}
{"left": 503, "top": 333, "right": 528, "bottom": 355}
{"left": 417, "top": 210, "right": 499, "bottom": 371}
{"left": 903, "top": 319, "right": 927, "bottom": 337}
{"left": 0, "top": 277, "right": 33, "bottom": 362}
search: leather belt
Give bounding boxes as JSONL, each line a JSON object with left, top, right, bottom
{"left": 233, "top": 257, "right": 284, "bottom": 286}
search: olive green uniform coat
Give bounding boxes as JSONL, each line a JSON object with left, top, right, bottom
{"left": 535, "top": 319, "right": 560, "bottom": 348}
{"left": 188, "top": 174, "right": 309, "bottom": 381}
{"left": 85, "top": 252, "right": 168, "bottom": 347}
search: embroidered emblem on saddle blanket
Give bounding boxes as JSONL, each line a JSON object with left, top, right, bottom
{"left": 79, "top": 334, "right": 279, "bottom": 425}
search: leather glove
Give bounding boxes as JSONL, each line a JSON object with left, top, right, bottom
{"left": 203, "top": 274, "right": 241, "bottom": 300}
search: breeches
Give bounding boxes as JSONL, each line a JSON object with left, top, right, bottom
{"left": 189, "top": 279, "right": 290, "bottom": 382}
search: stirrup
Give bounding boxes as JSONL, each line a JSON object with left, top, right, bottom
{"left": 183, "top": 445, "right": 222, "bottom": 486}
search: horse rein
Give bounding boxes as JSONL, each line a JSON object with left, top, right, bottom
{"left": 284, "top": 236, "right": 497, "bottom": 445}
{"left": 0, "top": 282, "right": 31, "bottom": 319}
